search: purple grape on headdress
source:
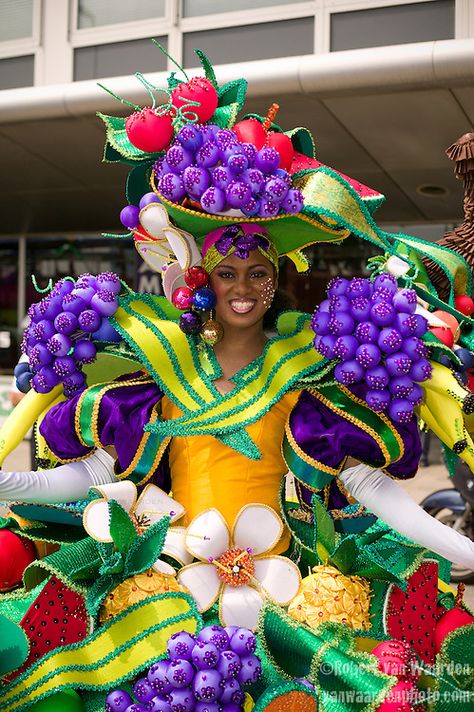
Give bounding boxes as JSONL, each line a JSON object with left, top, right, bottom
{"left": 139, "top": 191, "right": 161, "bottom": 210}
{"left": 373, "top": 272, "right": 398, "bottom": 295}
{"left": 366, "top": 389, "right": 391, "bottom": 412}
{"left": 347, "top": 278, "right": 372, "bottom": 301}
{"left": 177, "top": 124, "right": 203, "bottom": 152}
{"left": 334, "top": 335, "right": 359, "bottom": 361}
{"left": 280, "top": 188, "right": 304, "bottom": 214}
{"left": 201, "top": 186, "right": 226, "bottom": 214}
{"left": 196, "top": 141, "right": 220, "bottom": 168}
{"left": 227, "top": 153, "right": 248, "bottom": 176}
{"left": 158, "top": 173, "right": 186, "bottom": 203}
{"left": 133, "top": 678, "right": 156, "bottom": 704}
{"left": 328, "top": 313, "right": 355, "bottom": 337}
{"left": 329, "top": 295, "right": 351, "bottom": 313}
{"left": 183, "top": 165, "right": 211, "bottom": 199}
{"left": 166, "top": 144, "right": 194, "bottom": 173}
{"left": 392, "top": 288, "right": 417, "bottom": 314}
{"left": 355, "top": 344, "right": 381, "bottom": 369}
{"left": 365, "top": 365, "right": 390, "bottom": 390}
{"left": 254, "top": 146, "right": 280, "bottom": 174}
{"left": 378, "top": 328, "right": 403, "bottom": 354}
{"left": 370, "top": 301, "right": 395, "bottom": 327}
{"left": 242, "top": 196, "right": 260, "bottom": 216}
{"left": 192, "top": 669, "right": 223, "bottom": 702}
{"left": 350, "top": 297, "right": 371, "bottom": 322}
{"left": 241, "top": 168, "right": 264, "bottom": 194}
{"left": 388, "top": 399, "right": 414, "bottom": 424}
{"left": 212, "top": 165, "right": 232, "bottom": 191}
{"left": 47, "top": 333, "right": 72, "bottom": 357}
{"left": 105, "top": 689, "right": 133, "bottom": 712}
{"left": 168, "top": 631, "right": 196, "bottom": 661}
{"left": 225, "top": 181, "right": 252, "bottom": 209}
{"left": 264, "top": 177, "right": 289, "bottom": 202}
{"left": 54, "top": 311, "right": 78, "bottom": 335}
{"left": 258, "top": 198, "right": 280, "bottom": 218}
{"left": 385, "top": 352, "right": 412, "bottom": 376}
{"left": 388, "top": 375, "right": 415, "bottom": 398}
{"left": 311, "top": 310, "right": 331, "bottom": 336}
{"left": 241, "top": 142, "right": 258, "bottom": 165}
{"left": 334, "top": 360, "right": 364, "bottom": 385}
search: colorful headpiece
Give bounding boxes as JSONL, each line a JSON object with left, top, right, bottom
{"left": 201, "top": 224, "right": 279, "bottom": 274}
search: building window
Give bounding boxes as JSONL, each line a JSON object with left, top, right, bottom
{"left": 0, "top": 55, "right": 34, "bottom": 89}
{"left": 0, "top": 0, "right": 34, "bottom": 42}
{"left": 76, "top": 0, "right": 165, "bottom": 29}
{"left": 74, "top": 36, "right": 168, "bottom": 81}
{"left": 330, "top": 0, "right": 455, "bottom": 52}
{"left": 182, "top": 0, "right": 293, "bottom": 17}
{"left": 183, "top": 17, "right": 314, "bottom": 67}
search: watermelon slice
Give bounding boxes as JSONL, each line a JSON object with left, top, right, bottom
{"left": 7, "top": 575, "right": 90, "bottom": 680}
{"left": 290, "top": 151, "right": 384, "bottom": 211}
{"left": 384, "top": 560, "right": 438, "bottom": 664}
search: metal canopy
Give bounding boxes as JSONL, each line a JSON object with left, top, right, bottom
{"left": 0, "top": 39, "right": 473, "bottom": 236}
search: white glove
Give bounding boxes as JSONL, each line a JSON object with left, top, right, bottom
{"left": 0, "top": 449, "right": 117, "bottom": 504}
{"left": 339, "top": 463, "right": 474, "bottom": 570}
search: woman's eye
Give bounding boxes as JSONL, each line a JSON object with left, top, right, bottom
{"left": 251, "top": 271, "right": 268, "bottom": 279}
{"left": 216, "top": 271, "right": 234, "bottom": 279}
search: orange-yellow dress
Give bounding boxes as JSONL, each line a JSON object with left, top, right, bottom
{"left": 161, "top": 391, "right": 300, "bottom": 553}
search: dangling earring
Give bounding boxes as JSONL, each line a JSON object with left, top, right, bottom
{"left": 200, "top": 309, "right": 224, "bottom": 345}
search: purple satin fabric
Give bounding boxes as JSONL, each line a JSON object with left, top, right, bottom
{"left": 39, "top": 373, "right": 169, "bottom": 489}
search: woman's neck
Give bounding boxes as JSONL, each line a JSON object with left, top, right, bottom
{"left": 212, "top": 323, "right": 268, "bottom": 383}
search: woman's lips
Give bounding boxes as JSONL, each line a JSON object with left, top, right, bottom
{"left": 229, "top": 299, "right": 256, "bottom": 314}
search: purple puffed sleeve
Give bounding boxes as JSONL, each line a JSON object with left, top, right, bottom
{"left": 289, "top": 388, "right": 421, "bottom": 480}
{"left": 39, "top": 372, "right": 166, "bottom": 480}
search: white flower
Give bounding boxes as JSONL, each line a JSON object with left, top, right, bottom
{"left": 177, "top": 504, "right": 301, "bottom": 630}
{"left": 83, "top": 481, "right": 192, "bottom": 573}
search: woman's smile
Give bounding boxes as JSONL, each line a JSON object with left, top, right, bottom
{"left": 229, "top": 298, "right": 257, "bottom": 314}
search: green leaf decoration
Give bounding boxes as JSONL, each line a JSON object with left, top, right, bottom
{"left": 86, "top": 573, "right": 117, "bottom": 618}
{"left": 285, "top": 126, "right": 316, "bottom": 159}
{"left": 108, "top": 500, "right": 138, "bottom": 556}
{"left": 98, "top": 547, "right": 124, "bottom": 576}
{"left": 97, "top": 113, "right": 162, "bottom": 163}
{"left": 125, "top": 516, "right": 170, "bottom": 577}
{"left": 312, "top": 495, "right": 336, "bottom": 561}
{"left": 126, "top": 162, "right": 153, "bottom": 205}
{"left": 0, "top": 613, "right": 29, "bottom": 676}
{"left": 194, "top": 49, "right": 218, "bottom": 89}
{"left": 330, "top": 537, "right": 358, "bottom": 575}
{"left": 167, "top": 71, "right": 183, "bottom": 94}
{"left": 210, "top": 78, "right": 248, "bottom": 129}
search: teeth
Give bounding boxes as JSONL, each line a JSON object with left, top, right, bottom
{"left": 230, "top": 300, "right": 255, "bottom": 313}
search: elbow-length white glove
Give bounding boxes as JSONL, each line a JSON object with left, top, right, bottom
{"left": 0, "top": 449, "right": 117, "bottom": 504}
{"left": 339, "top": 463, "right": 474, "bottom": 570}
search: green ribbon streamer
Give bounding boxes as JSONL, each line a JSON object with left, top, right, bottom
{"left": 259, "top": 605, "right": 393, "bottom": 712}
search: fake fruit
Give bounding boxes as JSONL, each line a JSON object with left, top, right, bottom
{"left": 171, "top": 77, "right": 219, "bottom": 123}
{"left": 371, "top": 639, "right": 420, "bottom": 683}
{"left": 454, "top": 294, "right": 474, "bottom": 316}
{"left": 429, "top": 326, "right": 454, "bottom": 348}
{"left": 125, "top": 108, "right": 174, "bottom": 153}
{"left": 233, "top": 118, "right": 266, "bottom": 149}
{"left": 431, "top": 310, "right": 460, "bottom": 341}
{"left": 0, "top": 530, "right": 36, "bottom": 592}
{"left": 435, "top": 583, "right": 474, "bottom": 653}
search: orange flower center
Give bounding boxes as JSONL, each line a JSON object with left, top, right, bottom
{"left": 214, "top": 547, "right": 255, "bottom": 587}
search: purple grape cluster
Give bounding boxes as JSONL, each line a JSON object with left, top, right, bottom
{"left": 153, "top": 124, "right": 303, "bottom": 218}
{"left": 105, "top": 625, "right": 262, "bottom": 712}
{"left": 21, "top": 273, "right": 121, "bottom": 398}
{"left": 311, "top": 274, "right": 433, "bottom": 423}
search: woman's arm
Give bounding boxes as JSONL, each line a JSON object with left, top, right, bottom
{"left": 339, "top": 463, "right": 474, "bottom": 569}
{"left": 0, "top": 449, "right": 116, "bottom": 504}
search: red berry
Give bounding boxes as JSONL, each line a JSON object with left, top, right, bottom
{"left": 171, "top": 78, "right": 218, "bottom": 123}
{"left": 125, "top": 108, "right": 174, "bottom": 153}
{"left": 184, "top": 266, "right": 209, "bottom": 290}
{"left": 455, "top": 294, "right": 474, "bottom": 316}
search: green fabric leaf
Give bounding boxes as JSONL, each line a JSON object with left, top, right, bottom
{"left": 108, "top": 500, "right": 138, "bottom": 556}
{"left": 285, "top": 126, "right": 316, "bottom": 158}
{"left": 312, "top": 495, "right": 336, "bottom": 561}
{"left": 330, "top": 537, "right": 358, "bottom": 575}
{"left": 86, "top": 573, "right": 117, "bottom": 618}
{"left": 167, "top": 71, "right": 183, "bottom": 93}
{"left": 125, "top": 516, "right": 170, "bottom": 577}
{"left": 425, "top": 622, "right": 474, "bottom": 710}
{"left": 126, "top": 162, "right": 153, "bottom": 205}
{"left": 194, "top": 49, "right": 218, "bottom": 89}
{"left": 97, "top": 113, "right": 160, "bottom": 162}
{"left": 0, "top": 613, "right": 29, "bottom": 676}
{"left": 23, "top": 537, "right": 102, "bottom": 590}
{"left": 209, "top": 79, "right": 248, "bottom": 128}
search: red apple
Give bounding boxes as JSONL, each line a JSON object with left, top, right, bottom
{"left": 435, "top": 607, "right": 474, "bottom": 652}
{"left": 125, "top": 108, "right": 174, "bottom": 153}
{"left": 0, "top": 530, "right": 36, "bottom": 592}
{"left": 233, "top": 118, "right": 267, "bottom": 148}
{"left": 171, "top": 77, "right": 218, "bottom": 123}
{"left": 267, "top": 132, "right": 294, "bottom": 171}
{"left": 455, "top": 294, "right": 474, "bottom": 316}
{"left": 429, "top": 326, "right": 454, "bottom": 348}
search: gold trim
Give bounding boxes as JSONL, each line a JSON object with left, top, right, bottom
{"left": 150, "top": 175, "right": 347, "bottom": 245}
{"left": 308, "top": 387, "right": 391, "bottom": 467}
{"left": 339, "top": 385, "right": 404, "bottom": 464}
{"left": 284, "top": 419, "right": 341, "bottom": 476}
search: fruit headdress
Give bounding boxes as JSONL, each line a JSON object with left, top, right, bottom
{"left": 98, "top": 45, "right": 385, "bottom": 279}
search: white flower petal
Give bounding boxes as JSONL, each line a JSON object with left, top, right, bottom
{"left": 220, "top": 584, "right": 265, "bottom": 630}
{"left": 162, "top": 526, "right": 193, "bottom": 566}
{"left": 178, "top": 563, "right": 221, "bottom": 612}
{"left": 82, "top": 500, "right": 113, "bottom": 542}
{"left": 233, "top": 504, "right": 283, "bottom": 555}
{"left": 135, "top": 484, "right": 185, "bottom": 525}
{"left": 185, "top": 508, "right": 230, "bottom": 561}
{"left": 152, "top": 558, "right": 177, "bottom": 575}
{"left": 253, "top": 556, "right": 301, "bottom": 605}
{"left": 90, "top": 481, "right": 137, "bottom": 513}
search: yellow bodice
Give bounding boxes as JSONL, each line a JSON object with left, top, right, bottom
{"left": 161, "top": 390, "right": 300, "bottom": 554}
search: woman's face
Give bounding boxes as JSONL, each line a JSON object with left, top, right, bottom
{"left": 209, "top": 250, "right": 277, "bottom": 330}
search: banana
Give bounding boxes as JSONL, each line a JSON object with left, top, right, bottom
{"left": 0, "top": 385, "right": 62, "bottom": 466}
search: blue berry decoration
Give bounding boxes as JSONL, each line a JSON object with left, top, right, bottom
{"left": 106, "top": 625, "right": 261, "bottom": 712}
{"left": 311, "top": 275, "right": 432, "bottom": 423}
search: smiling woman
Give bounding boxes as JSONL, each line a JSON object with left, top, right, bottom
{"left": 1, "top": 48, "right": 474, "bottom": 712}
